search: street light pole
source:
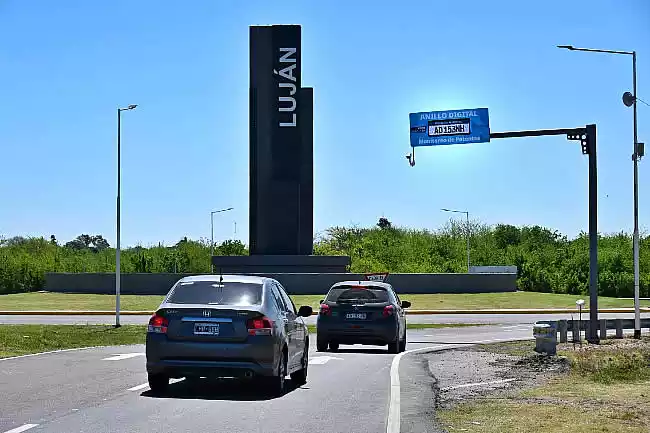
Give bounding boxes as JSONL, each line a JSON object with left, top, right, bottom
{"left": 115, "top": 104, "right": 137, "bottom": 328}
{"left": 632, "top": 51, "right": 641, "bottom": 339}
{"left": 441, "top": 208, "right": 471, "bottom": 272}
{"left": 557, "top": 45, "right": 641, "bottom": 339}
{"left": 210, "top": 207, "right": 234, "bottom": 273}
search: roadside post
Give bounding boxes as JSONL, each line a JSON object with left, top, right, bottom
{"left": 407, "top": 108, "right": 600, "bottom": 343}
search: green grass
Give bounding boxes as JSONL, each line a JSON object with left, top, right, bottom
{"left": 1, "top": 291, "right": 648, "bottom": 312}
{"left": 0, "top": 324, "right": 146, "bottom": 358}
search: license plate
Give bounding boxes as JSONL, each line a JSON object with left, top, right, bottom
{"left": 194, "top": 323, "right": 220, "bottom": 335}
{"left": 346, "top": 313, "right": 367, "bottom": 320}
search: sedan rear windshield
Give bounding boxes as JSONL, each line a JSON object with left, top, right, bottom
{"left": 167, "top": 281, "right": 263, "bottom": 306}
{"left": 325, "top": 285, "right": 390, "bottom": 303}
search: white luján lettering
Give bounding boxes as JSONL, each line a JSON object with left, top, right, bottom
{"left": 275, "top": 47, "right": 297, "bottom": 127}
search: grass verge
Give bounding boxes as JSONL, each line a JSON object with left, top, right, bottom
{"left": 2, "top": 291, "right": 648, "bottom": 312}
{"left": 439, "top": 338, "right": 650, "bottom": 432}
{"left": 0, "top": 325, "right": 146, "bottom": 358}
{"left": 0, "top": 322, "right": 481, "bottom": 359}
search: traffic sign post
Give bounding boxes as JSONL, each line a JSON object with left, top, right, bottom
{"left": 409, "top": 108, "right": 490, "bottom": 147}
{"left": 406, "top": 109, "right": 600, "bottom": 343}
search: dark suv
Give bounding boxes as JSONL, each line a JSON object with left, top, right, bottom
{"left": 315, "top": 281, "right": 410, "bottom": 353}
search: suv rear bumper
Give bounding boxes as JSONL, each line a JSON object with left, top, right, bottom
{"left": 317, "top": 321, "right": 399, "bottom": 345}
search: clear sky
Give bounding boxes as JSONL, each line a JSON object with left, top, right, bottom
{"left": 1, "top": 0, "right": 648, "bottom": 247}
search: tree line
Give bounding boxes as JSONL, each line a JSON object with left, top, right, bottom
{"left": 0, "top": 220, "right": 648, "bottom": 297}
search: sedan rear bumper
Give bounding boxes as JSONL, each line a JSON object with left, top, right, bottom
{"left": 146, "top": 359, "right": 275, "bottom": 378}
{"left": 146, "top": 334, "right": 278, "bottom": 378}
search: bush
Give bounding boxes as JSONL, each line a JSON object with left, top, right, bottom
{"left": 1, "top": 223, "right": 649, "bottom": 297}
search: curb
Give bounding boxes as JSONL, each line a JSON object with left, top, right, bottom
{"left": 1, "top": 308, "right": 649, "bottom": 316}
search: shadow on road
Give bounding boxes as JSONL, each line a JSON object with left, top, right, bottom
{"left": 320, "top": 347, "right": 392, "bottom": 355}
{"left": 141, "top": 377, "right": 302, "bottom": 401}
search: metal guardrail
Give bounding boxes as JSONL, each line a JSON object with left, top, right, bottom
{"left": 538, "top": 318, "right": 650, "bottom": 341}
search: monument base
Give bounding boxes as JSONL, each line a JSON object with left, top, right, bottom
{"left": 211, "top": 255, "right": 350, "bottom": 274}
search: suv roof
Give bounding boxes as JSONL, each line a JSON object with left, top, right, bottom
{"left": 330, "top": 280, "right": 392, "bottom": 290}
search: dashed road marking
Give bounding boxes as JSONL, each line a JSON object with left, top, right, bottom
{"left": 3, "top": 424, "right": 39, "bottom": 433}
{"left": 441, "top": 378, "right": 517, "bottom": 391}
{"left": 128, "top": 382, "right": 150, "bottom": 391}
{"left": 102, "top": 353, "right": 144, "bottom": 361}
{"left": 309, "top": 356, "right": 343, "bottom": 365}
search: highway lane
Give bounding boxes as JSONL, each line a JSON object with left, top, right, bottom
{"left": 2, "top": 312, "right": 649, "bottom": 325}
{"left": 0, "top": 325, "right": 531, "bottom": 433}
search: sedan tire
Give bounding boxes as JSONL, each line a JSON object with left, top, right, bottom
{"left": 290, "top": 343, "right": 309, "bottom": 385}
{"left": 263, "top": 350, "right": 286, "bottom": 397}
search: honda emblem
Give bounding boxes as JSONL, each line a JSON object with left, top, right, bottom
{"left": 202, "top": 310, "right": 210, "bottom": 317}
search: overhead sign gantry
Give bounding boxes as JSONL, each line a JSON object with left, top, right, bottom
{"left": 406, "top": 108, "right": 600, "bottom": 343}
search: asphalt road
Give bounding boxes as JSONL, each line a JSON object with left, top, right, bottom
{"left": 0, "top": 325, "right": 532, "bottom": 433}
{"left": 2, "top": 312, "right": 648, "bottom": 326}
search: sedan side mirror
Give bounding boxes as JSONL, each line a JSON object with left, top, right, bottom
{"left": 401, "top": 301, "right": 411, "bottom": 309}
{"left": 298, "top": 305, "right": 313, "bottom": 317}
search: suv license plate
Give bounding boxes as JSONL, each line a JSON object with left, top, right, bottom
{"left": 194, "top": 323, "right": 220, "bottom": 335}
{"left": 346, "top": 313, "right": 367, "bottom": 320}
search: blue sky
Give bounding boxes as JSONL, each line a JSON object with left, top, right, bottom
{"left": 1, "top": 0, "right": 648, "bottom": 247}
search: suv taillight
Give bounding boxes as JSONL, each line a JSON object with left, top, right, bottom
{"left": 148, "top": 314, "right": 169, "bottom": 333}
{"left": 319, "top": 304, "right": 331, "bottom": 316}
{"left": 383, "top": 305, "right": 395, "bottom": 317}
{"left": 246, "top": 317, "right": 273, "bottom": 336}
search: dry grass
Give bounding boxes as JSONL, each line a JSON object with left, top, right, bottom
{"left": 439, "top": 337, "right": 650, "bottom": 432}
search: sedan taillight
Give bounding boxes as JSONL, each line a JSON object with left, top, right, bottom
{"left": 148, "top": 314, "right": 169, "bottom": 333}
{"left": 246, "top": 316, "right": 273, "bottom": 336}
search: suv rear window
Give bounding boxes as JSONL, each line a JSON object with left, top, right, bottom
{"left": 325, "top": 285, "right": 390, "bottom": 303}
{"left": 167, "top": 281, "right": 263, "bottom": 306}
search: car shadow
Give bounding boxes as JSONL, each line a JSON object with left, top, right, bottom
{"left": 141, "top": 377, "right": 302, "bottom": 401}
{"left": 318, "top": 348, "right": 392, "bottom": 355}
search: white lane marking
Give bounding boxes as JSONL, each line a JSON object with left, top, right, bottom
{"left": 309, "top": 356, "right": 343, "bottom": 365}
{"left": 3, "top": 424, "right": 39, "bottom": 433}
{"left": 441, "top": 378, "right": 517, "bottom": 392}
{"left": 128, "top": 382, "right": 150, "bottom": 391}
{"left": 387, "top": 344, "right": 453, "bottom": 433}
{"left": 128, "top": 377, "right": 184, "bottom": 392}
{"left": 102, "top": 353, "right": 144, "bottom": 361}
{"left": 387, "top": 337, "right": 534, "bottom": 433}
{"left": 0, "top": 345, "right": 114, "bottom": 362}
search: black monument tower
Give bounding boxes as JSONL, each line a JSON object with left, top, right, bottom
{"left": 212, "top": 24, "right": 349, "bottom": 274}
{"left": 249, "top": 24, "right": 313, "bottom": 255}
